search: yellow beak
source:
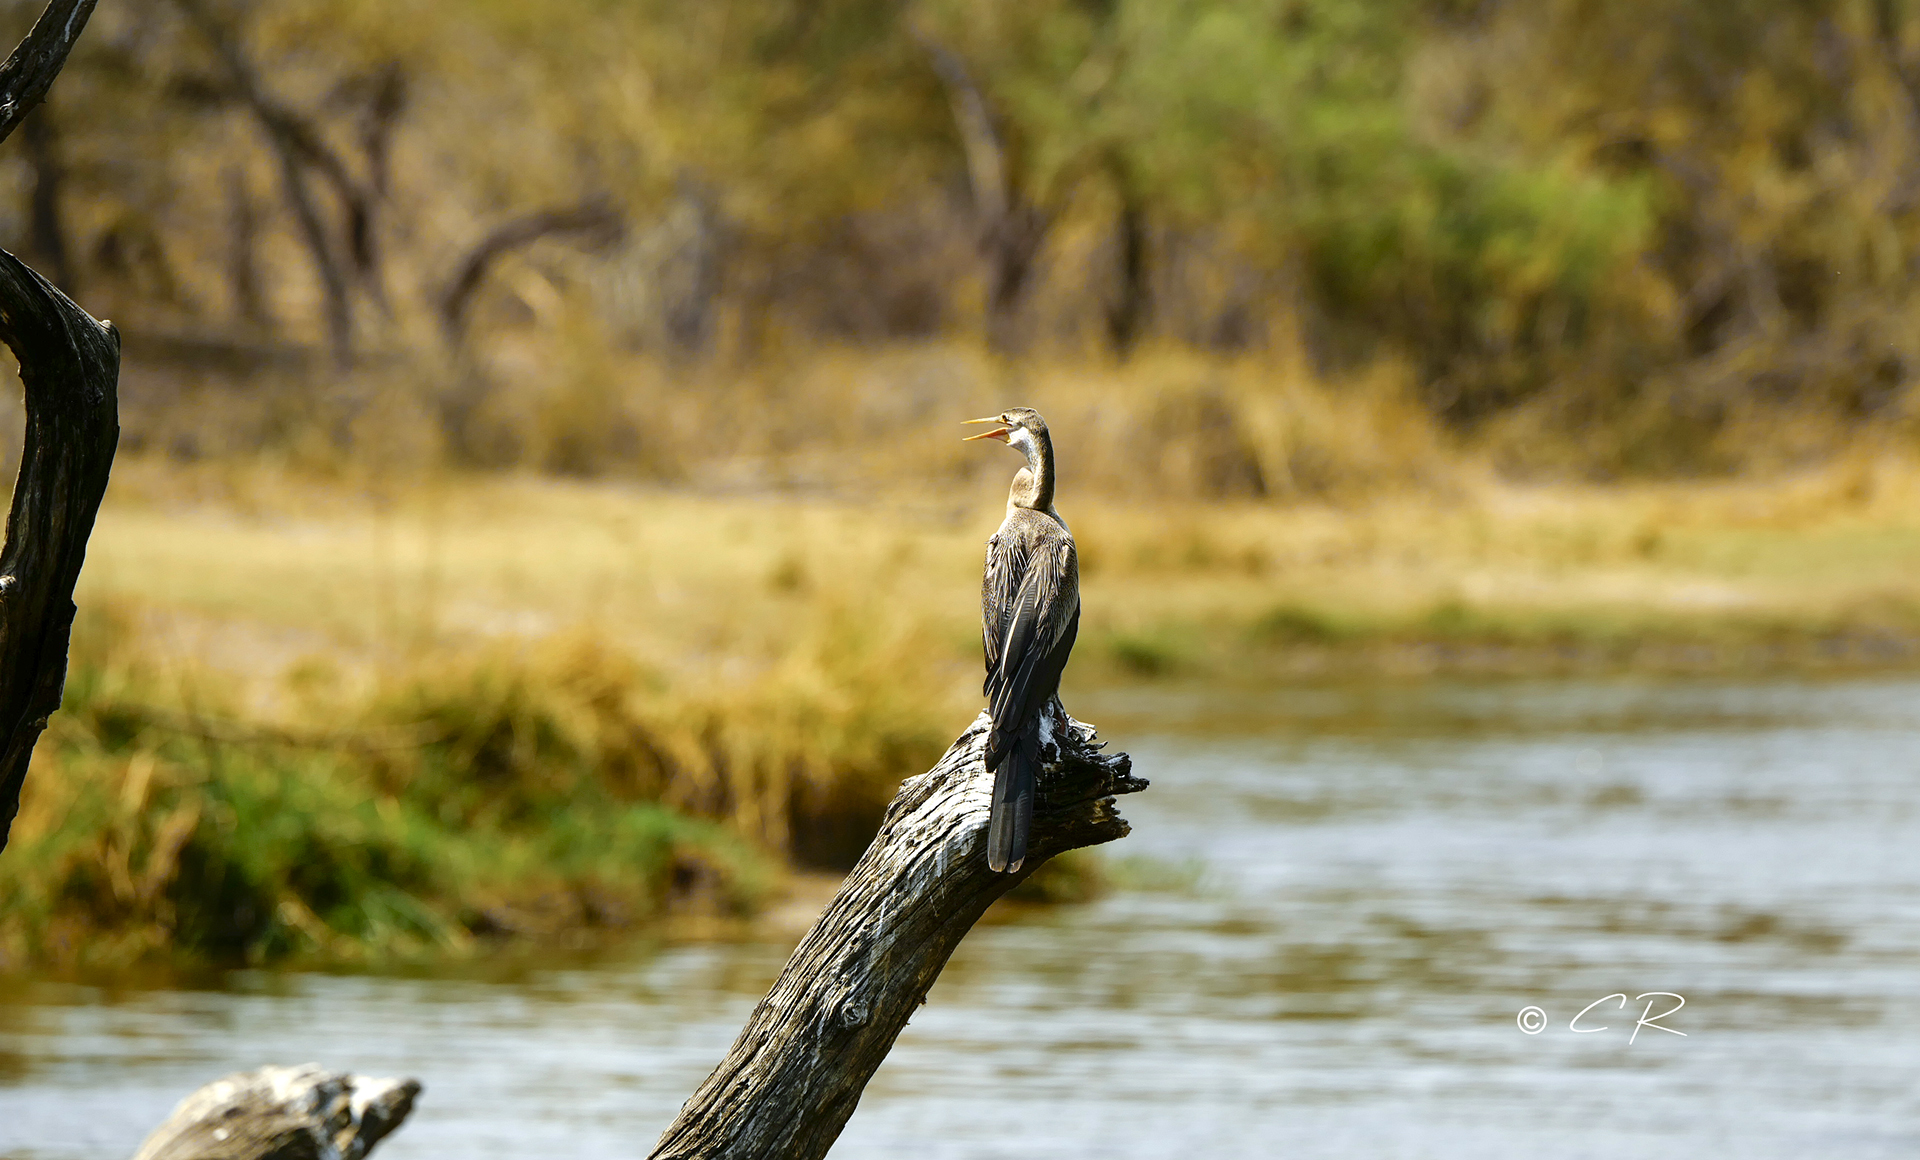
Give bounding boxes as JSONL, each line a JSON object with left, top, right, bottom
{"left": 962, "top": 416, "right": 1009, "bottom": 442}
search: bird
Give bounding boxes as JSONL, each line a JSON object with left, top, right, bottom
{"left": 963, "top": 408, "right": 1080, "bottom": 873}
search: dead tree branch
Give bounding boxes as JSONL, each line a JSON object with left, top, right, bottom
{"left": 650, "top": 709, "right": 1142, "bottom": 1159}
{"left": 0, "top": 250, "right": 118, "bottom": 853}
{"left": 173, "top": 0, "right": 387, "bottom": 365}
{"left": 132, "top": 1064, "right": 421, "bottom": 1160}
{"left": 438, "top": 199, "right": 624, "bottom": 344}
{"left": 0, "top": 0, "right": 97, "bottom": 142}
{"left": 357, "top": 61, "right": 406, "bottom": 205}
{"left": 0, "top": 0, "right": 118, "bottom": 855}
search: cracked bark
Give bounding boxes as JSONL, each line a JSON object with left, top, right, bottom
{"left": 650, "top": 709, "right": 1142, "bottom": 1160}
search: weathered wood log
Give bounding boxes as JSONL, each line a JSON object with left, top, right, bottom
{"left": 650, "top": 708, "right": 1142, "bottom": 1159}
{"left": 131, "top": 1064, "right": 422, "bottom": 1160}
{"left": 0, "top": 0, "right": 118, "bottom": 855}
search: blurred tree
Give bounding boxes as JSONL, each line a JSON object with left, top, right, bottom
{"left": 4, "top": 0, "right": 1917, "bottom": 474}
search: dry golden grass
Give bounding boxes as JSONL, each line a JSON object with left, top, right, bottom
{"left": 84, "top": 442, "right": 1920, "bottom": 691}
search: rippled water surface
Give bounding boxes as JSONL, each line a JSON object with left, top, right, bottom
{"left": 6, "top": 675, "right": 1920, "bottom": 1158}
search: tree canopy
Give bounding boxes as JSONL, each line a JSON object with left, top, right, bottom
{"left": 11, "top": 0, "right": 1920, "bottom": 473}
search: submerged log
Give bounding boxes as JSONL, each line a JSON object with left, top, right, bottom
{"left": 651, "top": 708, "right": 1142, "bottom": 1160}
{"left": 131, "top": 1064, "right": 422, "bottom": 1160}
{"left": 0, "top": 0, "right": 119, "bottom": 854}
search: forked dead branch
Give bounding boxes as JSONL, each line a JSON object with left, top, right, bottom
{"left": 651, "top": 709, "right": 1141, "bottom": 1160}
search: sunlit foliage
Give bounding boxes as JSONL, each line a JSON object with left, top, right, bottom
{"left": 0, "top": 0, "right": 1912, "bottom": 477}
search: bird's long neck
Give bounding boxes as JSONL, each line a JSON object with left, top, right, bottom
{"left": 1008, "top": 429, "right": 1055, "bottom": 512}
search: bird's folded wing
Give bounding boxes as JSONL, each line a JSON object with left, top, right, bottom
{"left": 981, "top": 533, "right": 1029, "bottom": 690}
{"left": 988, "top": 540, "right": 1077, "bottom": 729}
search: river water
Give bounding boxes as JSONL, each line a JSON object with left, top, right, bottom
{"left": 4, "top": 675, "right": 1920, "bottom": 1158}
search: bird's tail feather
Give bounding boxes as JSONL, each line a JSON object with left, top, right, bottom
{"left": 986, "top": 728, "right": 1036, "bottom": 873}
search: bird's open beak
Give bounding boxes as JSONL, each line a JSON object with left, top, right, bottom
{"left": 962, "top": 417, "right": 1009, "bottom": 442}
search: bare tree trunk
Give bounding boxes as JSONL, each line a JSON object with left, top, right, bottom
{"left": 132, "top": 1065, "right": 420, "bottom": 1160}
{"left": 663, "top": 178, "right": 722, "bottom": 355}
{"left": 0, "top": 0, "right": 120, "bottom": 855}
{"left": 1104, "top": 158, "right": 1149, "bottom": 359}
{"left": 173, "top": 0, "right": 379, "bottom": 368}
{"left": 225, "top": 165, "right": 271, "bottom": 327}
{"left": 0, "top": 253, "right": 118, "bottom": 853}
{"left": 359, "top": 62, "right": 406, "bottom": 205}
{"left": 348, "top": 60, "right": 406, "bottom": 314}
{"left": 267, "top": 134, "right": 354, "bottom": 367}
{"left": 651, "top": 709, "right": 1143, "bottom": 1160}
{"left": 910, "top": 27, "right": 1050, "bottom": 355}
{"left": 21, "top": 103, "right": 73, "bottom": 295}
{"left": 983, "top": 204, "right": 1048, "bottom": 355}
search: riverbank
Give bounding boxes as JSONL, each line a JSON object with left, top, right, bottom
{"left": 9, "top": 452, "right": 1920, "bottom": 969}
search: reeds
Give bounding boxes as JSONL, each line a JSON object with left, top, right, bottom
{"left": 0, "top": 595, "right": 956, "bottom": 971}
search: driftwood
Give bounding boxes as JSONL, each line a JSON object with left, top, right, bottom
{"left": 131, "top": 1064, "right": 421, "bottom": 1160}
{"left": 651, "top": 708, "right": 1142, "bottom": 1159}
{"left": 0, "top": 0, "right": 119, "bottom": 855}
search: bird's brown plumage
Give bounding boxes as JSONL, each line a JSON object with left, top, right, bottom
{"left": 970, "top": 408, "right": 1079, "bottom": 873}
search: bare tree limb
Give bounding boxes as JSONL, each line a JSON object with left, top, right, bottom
{"left": 265, "top": 126, "right": 354, "bottom": 366}
{"left": 173, "top": 0, "right": 382, "bottom": 365}
{"left": 20, "top": 103, "right": 73, "bottom": 294}
{"left": 0, "top": 0, "right": 97, "bottom": 146}
{"left": 335, "top": 59, "right": 407, "bottom": 312}
{"left": 0, "top": 0, "right": 118, "bottom": 856}
{"left": 0, "top": 251, "right": 118, "bottom": 853}
{"left": 358, "top": 61, "right": 406, "bottom": 204}
{"left": 224, "top": 165, "right": 271, "bottom": 326}
{"left": 438, "top": 199, "right": 624, "bottom": 344}
{"left": 650, "top": 709, "right": 1142, "bottom": 1160}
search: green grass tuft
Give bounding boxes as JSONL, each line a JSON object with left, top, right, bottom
{"left": 0, "top": 603, "right": 944, "bottom": 972}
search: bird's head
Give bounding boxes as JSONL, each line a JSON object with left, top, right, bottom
{"left": 962, "top": 408, "right": 1048, "bottom": 459}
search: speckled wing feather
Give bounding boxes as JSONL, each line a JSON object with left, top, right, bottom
{"left": 980, "top": 530, "right": 1030, "bottom": 689}
{"left": 985, "top": 536, "right": 1078, "bottom": 770}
